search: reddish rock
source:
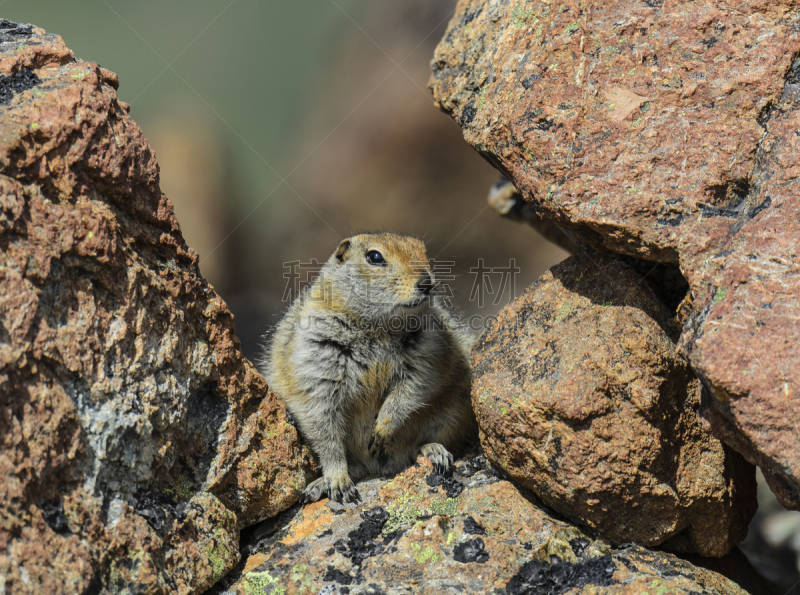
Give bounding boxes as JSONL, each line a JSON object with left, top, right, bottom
{"left": 472, "top": 253, "right": 756, "bottom": 556}
{"left": 431, "top": 0, "right": 800, "bottom": 508}
{"left": 0, "top": 20, "right": 314, "bottom": 594}
{"left": 215, "top": 455, "right": 758, "bottom": 595}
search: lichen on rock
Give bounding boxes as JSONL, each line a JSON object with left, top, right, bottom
{"left": 215, "top": 456, "right": 755, "bottom": 595}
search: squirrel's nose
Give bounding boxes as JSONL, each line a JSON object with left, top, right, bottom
{"left": 417, "top": 272, "right": 434, "bottom": 296}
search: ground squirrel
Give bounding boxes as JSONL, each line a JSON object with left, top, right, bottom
{"left": 263, "top": 233, "right": 477, "bottom": 504}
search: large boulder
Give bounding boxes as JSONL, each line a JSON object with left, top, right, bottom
{"left": 0, "top": 20, "right": 314, "bottom": 594}
{"left": 430, "top": 0, "right": 800, "bottom": 508}
{"left": 472, "top": 252, "right": 756, "bottom": 556}
{"left": 214, "top": 454, "right": 761, "bottom": 595}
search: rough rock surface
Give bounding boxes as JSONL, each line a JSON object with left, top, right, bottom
{"left": 430, "top": 0, "right": 800, "bottom": 508}
{"left": 472, "top": 252, "right": 756, "bottom": 556}
{"left": 213, "top": 455, "right": 757, "bottom": 595}
{"left": 0, "top": 20, "right": 315, "bottom": 594}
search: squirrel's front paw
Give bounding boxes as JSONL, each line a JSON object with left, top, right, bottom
{"left": 420, "top": 443, "right": 454, "bottom": 475}
{"left": 301, "top": 473, "right": 361, "bottom": 505}
{"left": 326, "top": 472, "right": 362, "bottom": 505}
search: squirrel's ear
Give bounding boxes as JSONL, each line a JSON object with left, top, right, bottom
{"left": 335, "top": 239, "right": 351, "bottom": 263}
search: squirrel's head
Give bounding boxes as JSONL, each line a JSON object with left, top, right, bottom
{"left": 323, "top": 233, "right": 436, "bottom": 319}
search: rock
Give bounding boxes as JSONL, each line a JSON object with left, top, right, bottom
{"left": 430, "top": 0, "right": 800, "bottom": 508}
{"left": 0, "top": 20, "right": 315, "bottom": 594}
{"left": 488, "top": 175, "right": 579, "bottom": 254}
{"left": 214, "top": 455, "right": 755, "bottom": 595}
{"left": 472, "top": 252, "right": 756, "bottom": 556}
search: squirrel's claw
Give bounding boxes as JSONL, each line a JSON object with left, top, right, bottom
{"left": 301, "top": 477, "right": 326, "bottom": 504}
{"left": 339, "top": 484, "right": 362, "bottom": 505}
{"left": 420, "top": 443, "right": 454, "bottom": 476}
{"left": 324, "top": 474, "right": 360, "bottom": 505}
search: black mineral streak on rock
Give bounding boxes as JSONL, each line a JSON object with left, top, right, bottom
{"left": 133, "top": 489, "right": 199, "bottom": 536}
{"left": 463, "top": 9, "right": 481, "bottom": 24}
{"left": 506, "top": 554, "right": 616, "bottom": 595}
{"left": 748, "top": 196, "right": 772, "bottom": 219}
{"left": 547, "top": 435, "right": 563, "bottom": 471}
{"left": 456, "top": 454, "right": 485, "bottom": 478}
{"left": 461, "top": 104, "right": 478, "bottom": 126}
{"left": 453, "top": 537, "right": 490, "bottom": 563}
{"left": 334, "top": 506, "right": 389, "bottom": 565}
{"left": 535, "top": 117, "right": 559, "bottom": 131}
{"left": 0, "top": 67, "right": 41, "bottom": 104}
{"left": 41, "top": 499, "right": 70, "bottom": 534}
{"left": 0, "top": 19, "right": 32, "bottom": 32}
{"left": 0, "top": 19, "right": 34, "bottom": 43}
{"left": 615, "top": 555, "right": 639, "bottom": 573}
{"left": 463, "top": 516, "right": 487, "bottom": 536}
{"left": 568, "top": 537, "right": 590, "bottom": 557}
{"left": 521, "top": 72, "right": 542, "bottom": 89}
{"left": 658, "top": 213, "right": 689, "bottom": 227}
{"left": 323, "top": 565, "right": 355, "bottom": 585}
{"left": 180, "top": 383, "right": 230, "bottom": 484}
{"left": 529, "top": 343, "right": 561, "bottom": 385}
{"left": 620, "top": 549, "right": 696, "bottom": 581}
{"left": 133, "top": 490, "right": 170, "bottom": 534}
{"left": 425, "top": 472, "right": 464, "bottom": 498}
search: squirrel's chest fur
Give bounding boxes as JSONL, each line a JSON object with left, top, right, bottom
{"left": 293, "top": 309, "right": 440, "bottom": 407}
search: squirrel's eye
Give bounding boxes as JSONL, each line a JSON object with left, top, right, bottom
{"left": 365, "top": 250, "right": 386, "bottom": 266}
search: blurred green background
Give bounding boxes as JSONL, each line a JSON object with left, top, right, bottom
{"left": 4, "top": 0, "right": 566, "bottom": 357}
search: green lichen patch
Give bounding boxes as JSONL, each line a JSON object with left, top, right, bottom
{"left": 243, "top": 570, "right": 285, "bottom": 595}
{"left": 511, "top": 5, "right": 538, "bottom": 28}
{"left": 383, "top": 493, "right": 423, "bottom": 535}
{"left": 410, "top": 543, "right": 443, "bottom": 564}
{"left": 206, "top": 543, "right": 228, "bottom": 584}
{"left": 429, "top": 497, "right": 459, "bottom": 517}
